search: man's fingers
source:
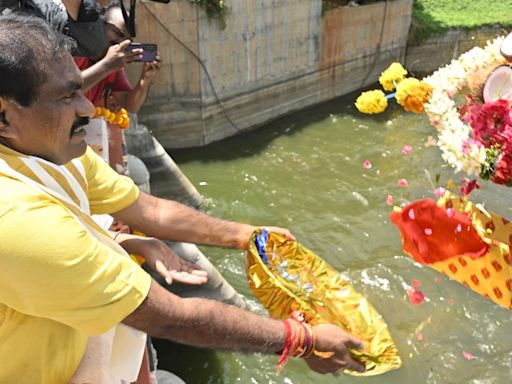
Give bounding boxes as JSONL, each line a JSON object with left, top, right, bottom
{"left": 344, "top": 356, "right": 365, "bottom": 373}
{"left": 328, "top": 356, "right": 365, "bottom": 376}
{"left": 190, "top": 269, "right": 208, "bottom": 278}
{"left": 126, "top": 52, "right": 142, "bottom": 63}
{"left": 263, "top": 226, "right": 296, "bottom": 241}
{"left": 155, "top": 259, "right": 171, "bottom": 281}
{"left": 170, "top": 271, "right": 208, "bottom": 285}
{"left": 180, "top": 260, "right": 207, "bottom": 274}
{"left": 118, "top": 39, "right": 132, "bottom": 48}
{"left": 344, "top": 334, "right": 364, "bottom": 350}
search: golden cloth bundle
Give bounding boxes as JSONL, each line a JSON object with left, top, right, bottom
{"left": 246, "top": 229, "right": 401, "bottom": 376}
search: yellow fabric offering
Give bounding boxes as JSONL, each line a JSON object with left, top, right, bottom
{"left": 246, "top": 230, "right": 401, "bottom": 376}
{"left": 433, "top": 193, "right": 512, "bottom": 310}
{"left": 0, "top": 145, "right": 152, "bottom": 384}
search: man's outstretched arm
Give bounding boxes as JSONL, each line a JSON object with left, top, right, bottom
{"left": 123, "top": 280, "right": 366, "bottom": 374}
{"left": 113, "top": 191, "right": 293, "bottom": 250}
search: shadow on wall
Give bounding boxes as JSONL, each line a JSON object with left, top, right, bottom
{"left": 170, "top": 88, "right": 394, "bottom": 164}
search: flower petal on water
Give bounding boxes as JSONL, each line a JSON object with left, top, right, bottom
{"left": 434, "top": 187, "right": 446, "bottom": 198}
{"left": 398, "top": 178, "right": 409, "bottom": 187}
{"left": 407, "top": 288, "right": 425, "bottom": 306}
{"left": 402, "top": 145, "right": 412, "bottom": 155}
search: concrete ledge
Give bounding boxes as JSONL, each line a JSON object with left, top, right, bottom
{"left": 405, "top": 27, "right": 503, "bottom": 75}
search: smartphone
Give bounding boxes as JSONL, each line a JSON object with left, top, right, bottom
{"left": 125, "top": 43, "right": 158, "bottom": 62}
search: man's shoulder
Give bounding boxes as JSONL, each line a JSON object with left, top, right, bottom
{"left": 0, "top": 173, "right": 72, "bottom": 214}
{"left": 0, "top": 174, "right": 43, "bottom": 202}
{"left": 0, "top": 175, "right": 85, "bottom": 246}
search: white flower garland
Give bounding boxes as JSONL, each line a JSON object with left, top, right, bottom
{"left": 423, "top": 37, "right": 506, "bottom": 176}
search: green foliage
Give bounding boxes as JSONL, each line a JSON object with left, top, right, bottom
{"left": 480, "top": 146, "right": 501, "bottom": 180}
{"left": 412, "top": 0, "right": 512, "bottom": 43}
{"left": 187, "top": 0, "right": 229, "bottom": 29}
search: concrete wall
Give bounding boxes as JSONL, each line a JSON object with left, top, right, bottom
{"left": 405, "top": 27, "right": 504, "bottom": 75}
{"left": 128, "top": 0, "right": 413, "bottom": 148}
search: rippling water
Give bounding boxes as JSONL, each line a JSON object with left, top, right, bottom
{"left": 154, "top": 94, "right": 512, "bottom": 383}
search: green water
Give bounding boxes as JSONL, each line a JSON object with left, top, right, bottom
{"left": 155, "top": 94, "right": 512, "bottom": 384}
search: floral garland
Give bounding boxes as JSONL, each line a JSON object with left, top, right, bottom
{"left": 95, "top": 107, "right": 130, "bottom": 129}
{"left": 356, "top": 37, "right": 512, "bottom": 186}
{"left": 422, "top": 37, "right": 507, "bottom": 181}
{"left": 355, "top": 63, "right": 432, "bottom": 114}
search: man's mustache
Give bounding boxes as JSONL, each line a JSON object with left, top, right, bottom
{"left": 71, "top": 117, "right": 90, "bottom": 133}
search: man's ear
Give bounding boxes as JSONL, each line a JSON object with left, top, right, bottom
{"left": 0, "top": 98, "right": 19, "bottom": 140}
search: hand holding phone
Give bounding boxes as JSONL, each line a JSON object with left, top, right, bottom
{"left": 125, "top": 43, "right": 158, "bottom": 62}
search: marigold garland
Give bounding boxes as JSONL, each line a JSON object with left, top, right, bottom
{"left": 355, "top": 90, "right": 388, "bottom": 114}
{"left": 94, "top": 107, "right": 130, "bottom": 129}
{"left": 396, "top": 78, "right": 432, "bottom": 114}
{"left": 379, "top": 62, "right": 407, "bottom": 91}
{"left": 355, "top": 63, "right": 431, "bottom": 114}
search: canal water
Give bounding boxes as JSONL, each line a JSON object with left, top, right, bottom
{"left": 154, "top": 93, "right": 512, "bottom": 383}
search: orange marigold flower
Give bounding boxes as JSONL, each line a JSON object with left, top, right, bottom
{"left": 396, "top": 78, "right": 432, "bottom": 113}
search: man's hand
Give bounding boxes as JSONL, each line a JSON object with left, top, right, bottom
{"left": 263, "top": 226, "right": 295, "bottom": 241}
{"left": 305, "top": 324, "right": 366, "bottom": 375}
{"left": 102, "top": 39, "right": 142, "bottom": 72}
{"left": 238, "top": 225, "right": 296, "bottom": 250}
{"left": 116, "top": 234, "right": 208, "bottom": 285}
{"left": 140, "top": 53, "right": 161, "bottom": 82}
{"left": 144, "top": 238, "right": 208, "bottom": 285}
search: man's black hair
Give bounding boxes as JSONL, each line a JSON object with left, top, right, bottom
{"left": 0, "top": 13, "right": 76, "bottom": 107}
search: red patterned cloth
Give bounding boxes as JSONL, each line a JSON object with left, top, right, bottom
{"left": 390, "top": 198, "right": 488, "bottom": 264}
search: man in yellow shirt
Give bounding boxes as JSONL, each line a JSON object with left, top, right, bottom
{"left": 0, "top": 14, "right": 365, "bottom": 383}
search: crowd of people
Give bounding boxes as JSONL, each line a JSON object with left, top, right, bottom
{"left": 0, "top": 1, "right": 365, "bottom": 383}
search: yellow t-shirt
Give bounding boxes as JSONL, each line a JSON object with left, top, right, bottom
{"left": 0, "top": 146, "right": 152, "bottom": 384}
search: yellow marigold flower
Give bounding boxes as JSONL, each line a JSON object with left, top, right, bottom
{"left": 355, "top": 90, "right": 388, "bottom": 114}
{"left": 395, "top": 78, "right": 432, "bottom": 114}
{"left": 379, "top": 63, "right": 408, "bottom": 91}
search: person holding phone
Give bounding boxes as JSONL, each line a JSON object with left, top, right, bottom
{"left": 74, "top": 1, "right": 161, "bottom": 114}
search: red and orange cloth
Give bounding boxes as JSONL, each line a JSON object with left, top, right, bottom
{"left": 391, "top": 192, "right": 511, "bottom": 310}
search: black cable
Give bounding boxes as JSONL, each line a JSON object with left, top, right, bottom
{"left": 140, "top": 1, "right": 242, "bottom": 133}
